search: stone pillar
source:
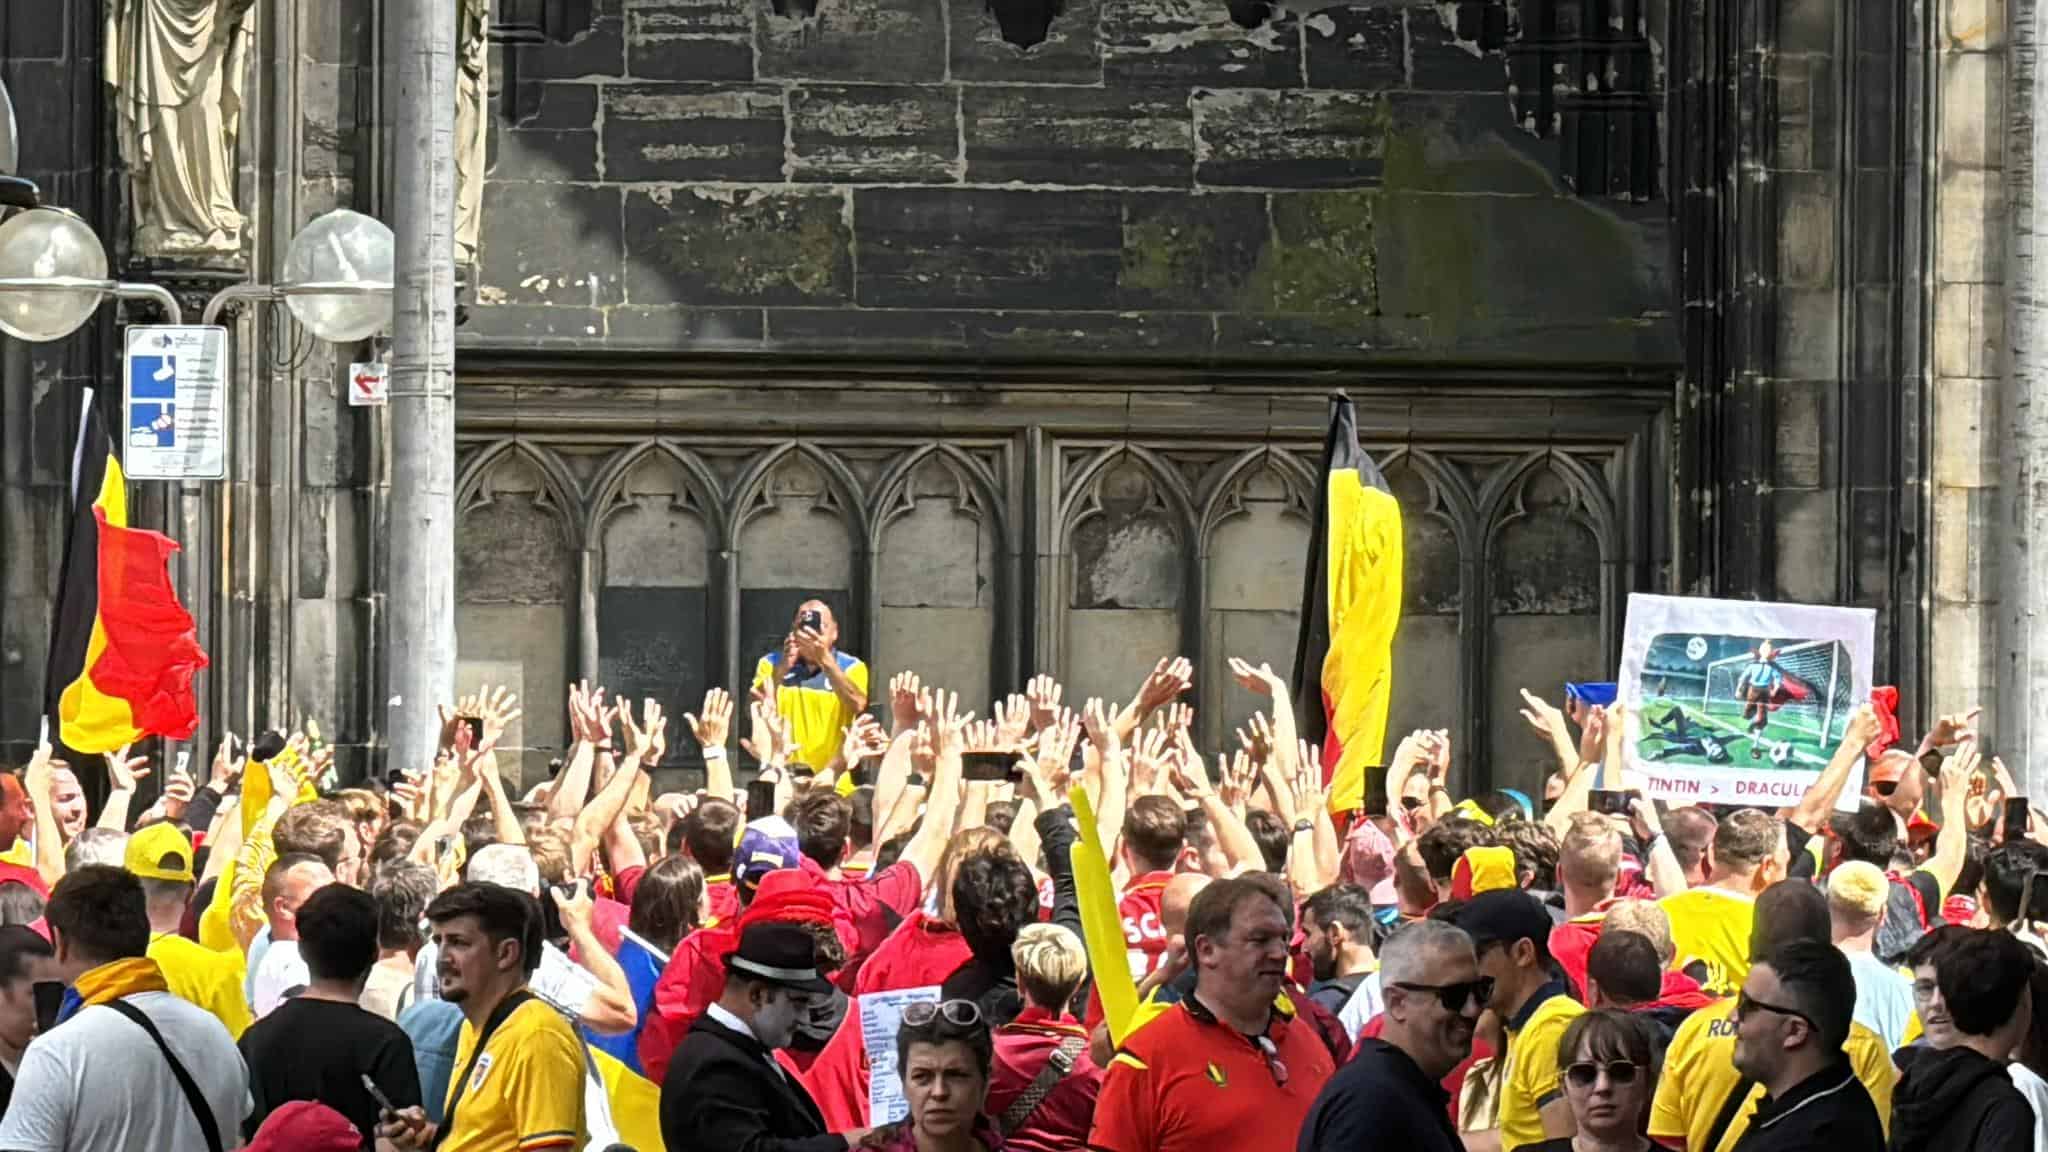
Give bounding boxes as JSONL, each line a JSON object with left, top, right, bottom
{"left": 2005, "top": 0, "right": 2048, "bottom": 788}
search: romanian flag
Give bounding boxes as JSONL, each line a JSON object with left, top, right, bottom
{"left": 45, "top": 395, "right": 207, "bottom": 754}
{"left": 1291, "top": 394, "right": 1403, "bottom": 815}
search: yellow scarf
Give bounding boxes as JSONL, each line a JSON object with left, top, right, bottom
{"left": 73, "top": 956, "right": 170, "bottom": 1008}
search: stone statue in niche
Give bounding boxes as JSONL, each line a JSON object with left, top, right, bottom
{"left": 455, "top": 0, "right": 490, "bottom": 266}
{"left": 105, "top": 0, "right": 257, "bottom": 260}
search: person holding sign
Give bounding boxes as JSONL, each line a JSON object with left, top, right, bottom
{"left": 660, "top": 921, "right": 879, "bottom": 1152}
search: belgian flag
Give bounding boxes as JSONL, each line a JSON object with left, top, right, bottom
{"left": 44, "top": 393, "right": 207, "bottom": 754}
{"left": 1291, "top": 394, "right": 1404, "bottom": 815}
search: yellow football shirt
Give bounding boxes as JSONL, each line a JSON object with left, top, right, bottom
{"left": 440, "top": 997, "right": 585, "bottom": 1152}
{"left": 752, "top": 653, "right": 868, "bottom": 773}
{"left": 1499, "top": 984, "right": 1585, "bottom": 1152}
{"left": 1648, "top": 1000, "right": 1894, "bottom": 1152}
{"left": 1659, "top": 887, "right": 1756, "bottom": 996}
{"left": 148, "top": 932, "right": 252, "bottom": 1040}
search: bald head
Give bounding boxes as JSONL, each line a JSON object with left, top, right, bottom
{"left": 1162, "top": 872, "right": 1213, "bottom": 939}
{"left": 263, "top": 855, "right": 335, "bottom": 942}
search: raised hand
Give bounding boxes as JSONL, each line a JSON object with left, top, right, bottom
{"left": 1227, "top": 657, "right": 1287, "bottom": 698}
{"left": 841, "top": 713, "right": 890, "bottom": 764}
{"left": 1517, "top": 688, "right": 1569, "bottom": 743}
{"left": 686, "top": 687, "right": 734, "bottom": 752}
{"left": 1237, "top": 713, "right": 1275, "bottom": 767}
{"left": 889, "top": 672, "right": 923, "bottom": 734}
{"left": 1135, "top": 656, "right": 1194, "bottom": 713}
{"left": 1924, "top": 706, "right": 1984, "bottom": 752}
{"left": 1032, "top": 710, "right": 1081, "bottom": 798}
{"left": 159, "top": 772, "right": 197, "bottom": 823}
{"left": 477, "top": 685, "right": 522, "bottom": 749}
{"left": 1841, "top": 703, "right": 1882, "bottom": 752}
{"left": 105, "top": 745, "right": 151, "bottom": 793}
{"left": 1166, "top": 733, "right": 1213, "bottom": 799}
{"left": 1026, "top": 675, "right": 1065, "bottom": 731}
{"left": 994, "top": 694, "right": 1034, "bottom": 748}
{"left": 1131, "top": 726, "right": 1172, "bottom": 795}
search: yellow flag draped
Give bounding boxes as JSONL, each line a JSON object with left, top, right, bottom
{"left": 1069, "top": 784, "right": 1170, "bottom": 1048}
{"left": 1292, "top": 395, "right": 1403, "bottom": 815}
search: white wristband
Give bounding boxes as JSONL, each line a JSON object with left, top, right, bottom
{"left": 702, "top": 746, "right": 728, "bottom": 762}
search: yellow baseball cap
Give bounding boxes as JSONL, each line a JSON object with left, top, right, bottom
{"left": 125, "top": 822, "right": 195, "bottom": 883}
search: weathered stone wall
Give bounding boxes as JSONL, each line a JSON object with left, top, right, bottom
{"left": 461, "top": 0, "right": 1678, "bottom": 363}
{"left": 1929, "top": 0, "right": 2003, "bottom": 721}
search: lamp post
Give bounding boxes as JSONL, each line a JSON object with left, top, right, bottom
{"left": 0, "top": 192, "right": 394, "bottom": 769}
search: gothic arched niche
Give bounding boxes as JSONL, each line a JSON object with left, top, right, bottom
{"left": 874, "top": 451, "right": 999, "bottom": 712}
{"left": 456, "top": 447, "right": 576, "bottom": 783}
{"left": 1204, "top": 455, "right": 1311, "bottom": 743}
{"left": 1380, "top": 453, "right": 1467, "bottom": 756}
{"left": 736, "top": 449, "right": 859, "bottom": 675}
{"left": 597, "top": 448, "right": 715, "bottom": 762}
{"left": 1065, "top": 452, "right": 1185, "bottom": 710}
{"left": 1486, "top": 456, "right": 1609, "bottom": 796}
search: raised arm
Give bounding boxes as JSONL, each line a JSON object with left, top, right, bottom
{"left": 96, "top": 745, "right": 151, "bottom": 833}
{"left": 549, "top": 682, "right": 607, "bottom": 823}
{"left": 1784, "top": 704, "right": 1879, "bottom": 833}
{"left": 898, "top": 692, "right": 971, "bottom": 883}
{"left": 1112, "top": 657, "right": 1193, "bottom": 742}
{"left": 1170, "top": 741, "right": 1265, "bottom": 876}
{"left": 1081, "top": 700, "right": 1126, "bottom": 859}
{"left": 1925, "top": 739, "right": 1980, "bottom": 898}
{"left": 574, "top": 699, "right": 664, "bottom": 878}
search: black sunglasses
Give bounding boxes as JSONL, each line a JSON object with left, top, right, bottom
{"left": 1872, "top": 780, "right": 1899, "bottom": 798}
{"left": 1253, "top": 1033, "right": 1289, "bottom": 1086}
{"left": 1391, "top": 977, "right": 1495, "bottom": 1013}
{"left": 1565, "top": 1060, "right": 1641, "bottom": 1088}
{"left": 1736, "top": 990, "right": 1816, "bottom": 1031}
{"left": 1400, "top": 796, "right": 1425, "bottom": 811}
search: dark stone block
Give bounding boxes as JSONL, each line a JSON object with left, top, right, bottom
{"left": 1245, "top": 189, "right": 1379, "bottom": 316}
{"left": 1853, "top": 170, "right": 1896, "bottom": 285}
{"left": 625, "top": 0, "right": 753, "bottom": 80}
{"left": 601, "top": 83, "right": 785, "bottom": 181}
{"left": 767, "top": 308, "right": 974, "bottom": 349}
{"left": 624, "top": 187, "right": 854, "bottom": 306}
{"left": 1118, "top": 192, "right": 1266, "bottom": 309}
{"left": 508, "top": 5, "right": 628, "bottom": 79}
{"left": 963, "top": 88, "right": 1193, "bottom": 186}
{"left": 494, "top": 82, "right": 602, "bottom": 180}
{"left": 949, "top": 0, "right": 1103, "bottom": 83}
{"left": 460, "top": 304, "right": 611, "bottom": 345}
{"left": 1195, "top": 89, "right": 1388, "bottom": 187}
{"left": 758, "top": 0, "right": 947, "bottom": 82}
{"left": 1102, "top": 0, "right": 1303, "bottom": 88}
{"left": 474, "top": 182, "right": 625, "bottom": 306}
{"left": 853, "top": 188, "right": 1125, "bottom": 308}
{"left": 1302, "top": 5, "right": 1406, "bottom": 89}
{"left": 966, "top": 310, "right": 1217, "bottom": 354}
{"left": 1380, "top": 93, "right": 1566, "bottom": 196}
{"left": 1407, "top": 2, "right": 1507, "bottom": 93}
{"left": 789, "top": 85, "right": 960, "bottom": 182}
{"left": 1855, "top": 52, "right": 1896, "bottom": 166}
{"left": 599, "top": 586, "right": 711, "bottom": 742}
{"left": 605, "top": 306, "right": 768, "bottom": 347}
{"left": 2, "top": 3, "right": 69, "bottom": 60}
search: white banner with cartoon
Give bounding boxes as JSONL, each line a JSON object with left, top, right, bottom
{"left": 1618, "top": 595, "right": 1874, "bottom": 808}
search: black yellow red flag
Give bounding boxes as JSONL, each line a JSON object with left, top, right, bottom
{"left": 1291, "top": 394, "right": 1404, "bottom": 814}
{"left": 45, "top": 394, "right": 207, "bottom": 753}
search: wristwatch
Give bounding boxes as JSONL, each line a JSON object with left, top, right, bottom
{"left": 1293, "top": 818, "right": 1315, "bottom": 834}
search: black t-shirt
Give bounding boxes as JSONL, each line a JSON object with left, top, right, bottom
{"left": 238, "top": 996, "right": 422, "bottom": 1148}
{"left": 1298, "top": 1039, "right": 1462, "bottom": 1152}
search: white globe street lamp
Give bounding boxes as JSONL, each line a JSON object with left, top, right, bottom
{"left": 280, "top": 209, "right": 395, "bottom": 342}
{"left": 0, "top": 205, "right": 182, "bottom": 341}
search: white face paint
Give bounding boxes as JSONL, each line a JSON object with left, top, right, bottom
{"left": 752, "top": 985, "right": 804, "bottom": 1050}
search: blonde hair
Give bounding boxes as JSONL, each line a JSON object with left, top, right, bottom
{"left": 526, "top": 828, "right": 571, "bottom": 889}
{"left": 1827, "top": 860, "right": 1890, "bottom": 920}
{"left": 1602, "top": 899, "right": 1675, "bottom": 966}
{"left": 1560, "top": 813, "right": 1622, "bottom": 890}
{"left": 337, "top": 788, "right": 384, "bottom": 828}
{"left": 1012, "top": 923, "right": 1088, "bottom": 1010}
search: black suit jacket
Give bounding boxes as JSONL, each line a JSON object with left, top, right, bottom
{"left": 659, "top": 1013, "right": 850, "bottom": 1152}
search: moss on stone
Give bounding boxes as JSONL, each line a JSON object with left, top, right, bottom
{"left": 658, "top": 190, "right": 850, "bottom": 302}
{"left": 1120, "top": 211, "right": 1217, "bottom": 299}
{"left": 1244, "top": 189, "right": 1379, "bottom": 317}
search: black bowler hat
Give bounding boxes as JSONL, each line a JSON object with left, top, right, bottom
{"left": 723, "top": 922, "right": 834, "bottom": 995}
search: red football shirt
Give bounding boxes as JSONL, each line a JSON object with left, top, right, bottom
{"left": 1089, "top": 997, "right": 1334, "bottom": 1152}
{"left": 1084, "top": 871, "right": 1174, "bottom": 1030}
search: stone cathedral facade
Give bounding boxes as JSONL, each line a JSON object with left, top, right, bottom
{"left": 0, "top": 0, "right": 2000, "bottom": 797}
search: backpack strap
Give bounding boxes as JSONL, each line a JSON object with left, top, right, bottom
{"left": 103, "top": 999, "right": 224, "bottom": 1152}
{"left": 997, "top": 1034, "right": 1086, "bottom": 1137}
{"left": 1702, "top": 1075, "right": 1755, "bottom": 1152}
{"left": 432, "top": 989, "right": 534, "bottom": 1151}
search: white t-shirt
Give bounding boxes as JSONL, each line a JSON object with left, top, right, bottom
{"left": 0, "top": 991, "right": 250, "bottom": 1152}
{"left": 1844, "top": 949, "right": 1914, "bottom": 1053}
{"left": 2012, "top": 1063, "right": 2048, "bottom": 1152}
{"left": 249, "top": 939, "right": 309, "bottom": 1018}
{"left": 1337, "top": 969, "right": 1386, "bottom": 1040}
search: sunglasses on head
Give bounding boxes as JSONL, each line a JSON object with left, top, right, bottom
{"left": 1872, "top": 780, "right": 1899, "bottom": 798}
{"left": 1565, "top": 1060, "right": 1641, "bottom": 1088}
{"left": 1391, "top": 977, "right": 1495, "bottom": 1013}
{"left": 1400, "top": 796, "right": 1425, "bottom": 811}
{"left": 901, "top": 999, "right": 982, "bottom": 1029}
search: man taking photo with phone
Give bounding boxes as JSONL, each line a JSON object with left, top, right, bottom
{"left": 752, "top": 600, "right": 869, "bottom": 776}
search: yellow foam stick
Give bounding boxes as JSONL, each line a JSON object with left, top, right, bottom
{"left": 1071, "top": 783, "right": 1148, "bottom": 1047}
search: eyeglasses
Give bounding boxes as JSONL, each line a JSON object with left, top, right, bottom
{"left": 1735, "top": 990, "right": 1816, "bottom": 1031}
{"left": 1565, "top": 1060, "right": 1641, "bottom": 1088}
{"left": 1391, "top": 977, "right": 1495, "bottom": 1013}
{"left": 901, "top": 999, "right": 982, "bottom": 1029}
{"left": 1911, "top": 979, "right": 1941, "bottom": 1003}
{"left": 1253, "top": 1033, "right": 1289, "bottom": 1086}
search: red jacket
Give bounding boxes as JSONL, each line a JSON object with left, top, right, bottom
{"left": 637, "top": 920, "right": 739, "bottom": 1083}
{"left": 986, "top": 1008, "right": 1101, "bottom": 1152}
